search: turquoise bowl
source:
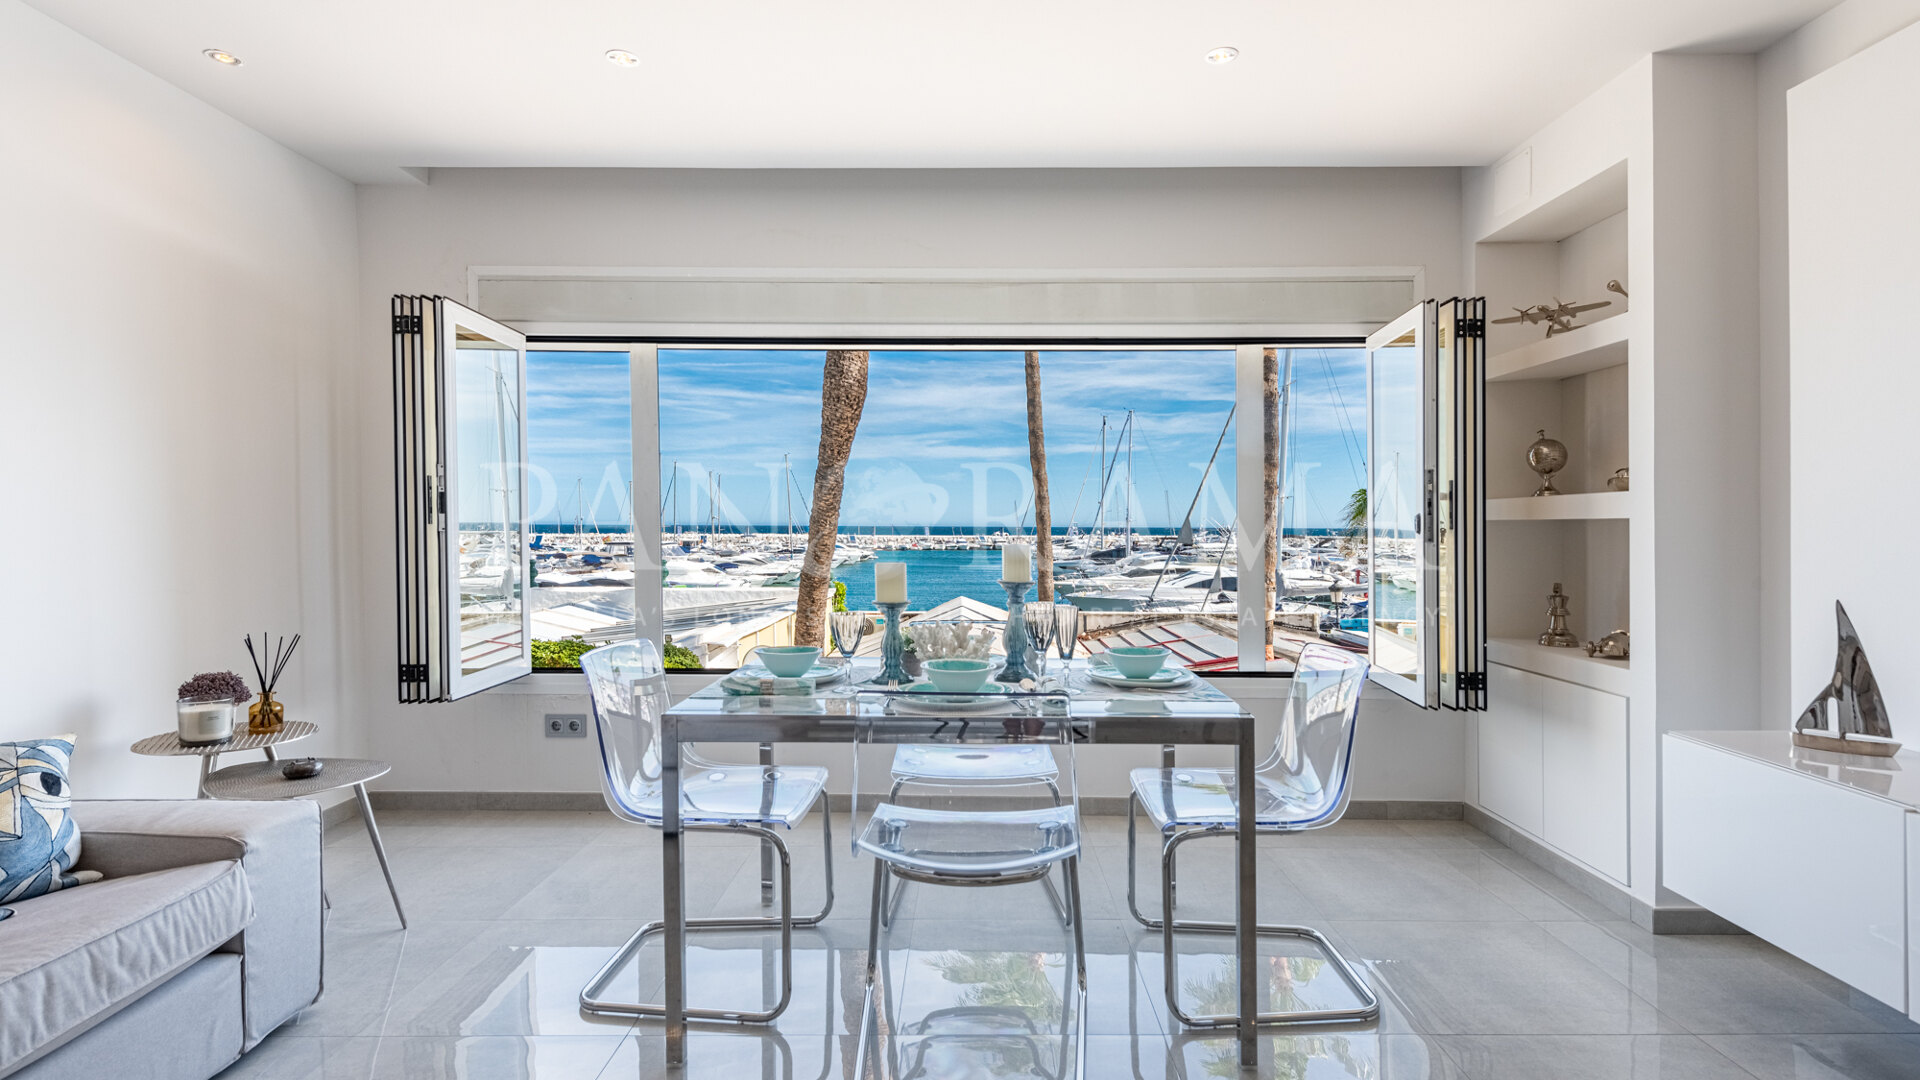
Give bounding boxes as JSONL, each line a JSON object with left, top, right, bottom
{"left": 756, "top": 646, "right": 821, "bottom": 677}
{"left": 1104, "top": 646, "right": 1170, "bottom": 679}
{"left": 923, "top": 658, "right": 993, "bottom": 693}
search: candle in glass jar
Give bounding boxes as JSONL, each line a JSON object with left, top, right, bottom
{"left": 1001, "top": 542, "right": 1032, "bottom": 583}
{"left": 176, "top": 700, "right": 235, "bottom": 746}
{"left": 874, "top": 562, "right": 908, "bottom": 604}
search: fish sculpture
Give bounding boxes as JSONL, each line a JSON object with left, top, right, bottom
{"left": 1794, "top": 601, "right": 1900, "bottom": 757}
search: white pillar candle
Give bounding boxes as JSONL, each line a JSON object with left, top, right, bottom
{"left": 1002, "top": 542, "right": 1032, "bottom": 583}
{"left": 874, "top": 562, "right": 908, "bottom": 604}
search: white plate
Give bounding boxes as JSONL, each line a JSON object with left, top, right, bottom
{"left": 734, "top": 662, "right": 847, "bottom": 683}
{"left": 890, "top": 682, "right": 1016, "bottom": 714}
{"left": 1086, "top": 665, "right": 1195, "bottom": 690}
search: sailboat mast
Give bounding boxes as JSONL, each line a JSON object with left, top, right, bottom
{"left": 784, "top": 454, "right": 792, "bottom": 549}
{"left": 1095, "top": 415, "right": 1108, "bottom": 548}
{"left": 1123, "top": 410, "right": 1134, "bottom": 552}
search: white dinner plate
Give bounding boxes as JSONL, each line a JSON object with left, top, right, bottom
{"left": 734, "top": 661, "right": 847, "bottom": 684}
{"left": 1086, "top": 664, "right": 1195, "bottom": 690}
{"left": 889, "top": 681, "right": 1016, "bottom": 714}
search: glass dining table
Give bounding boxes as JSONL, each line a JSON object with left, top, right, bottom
{"left": 653, "top": 656, "right": 1266, "bottom": 1072}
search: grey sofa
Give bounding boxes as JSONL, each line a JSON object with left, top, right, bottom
{"left": 0, "top": 799, "right": 323, "bottom": 1079}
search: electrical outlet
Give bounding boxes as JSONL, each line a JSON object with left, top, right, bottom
{"left": 545, "top": 713, "right": 587, "bottom": 738}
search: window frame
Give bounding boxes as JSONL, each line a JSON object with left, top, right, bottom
{"left": 521, "top": 335, "right": 1365, "bottom": 680}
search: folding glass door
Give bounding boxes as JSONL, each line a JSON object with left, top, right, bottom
{"left": 1365, "top": 298, "right": 1485, "bottom": 709}
{"left": 393, "top": 296, "right": 532, "bottom": 702}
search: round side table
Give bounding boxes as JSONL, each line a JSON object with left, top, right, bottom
{"left": 202, "top": 758, "right": 406, "bottom": 929}
{"left": 132, "top": 721, "right": 318, "bottom": 798}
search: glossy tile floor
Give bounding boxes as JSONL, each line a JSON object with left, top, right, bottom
{"left": 214, "top": 809, "right": 1920, "bottom": 1079}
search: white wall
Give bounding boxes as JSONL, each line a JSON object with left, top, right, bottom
{"left": 0, "top": 0, "right": 360, "bottom": 797}
{"left": 1786, "top": 17, "right": 1920, "bottom": 726}
{"left": 352, "top": 166, "right": 1468, "bottom": 801}
{"left": 1759, "top": 0, "right": 1920, "bottom": 723}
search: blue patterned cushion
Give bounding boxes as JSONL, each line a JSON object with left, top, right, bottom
{"left": 0, "top": 735, "right": 101, "bottom": 906}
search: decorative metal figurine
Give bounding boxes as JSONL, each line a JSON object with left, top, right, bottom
{"left": 1539, "top": 583, "right": 1579, "bottom": 648}
{"left": 1492, "top": 297, "right": 1612, "bottom": 338}
{"left": 1528, "top": 430, "right": 1568, "bottom": 497}
{"left": 1606, "top": 468, "right": 1630, "bottom": 492}
{"left": 1584, "top": 630, "right": 1630, "bottom": 660}
{"left": 1794, "top": 601, "right": 1900, "bottom": 757}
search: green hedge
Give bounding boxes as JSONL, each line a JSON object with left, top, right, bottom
{"left": 531, "top": 635, "right": 703, "bottom": 671}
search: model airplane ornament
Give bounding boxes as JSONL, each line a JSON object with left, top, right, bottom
{"left": 1492, "top": 297, "right": 1612, "bottom": 338}
{"left": 1794, "top": 601, "right": 1901, "bottom": 757}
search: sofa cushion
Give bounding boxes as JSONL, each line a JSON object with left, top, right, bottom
{"left": 7, "top": 954, "right": 243, "bottom": 1080}
{"left": 0, "top": 736, "right": 101, "bottom": 907}
{"left": 0, "top": 859, "right": 252, "bottom": 1075}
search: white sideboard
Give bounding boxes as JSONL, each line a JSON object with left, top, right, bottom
{"left": 1478, "top": 662, "right": 1630, "bottom": 883}
{"left": 1664, "top": 730, "right": 1920, "bottom": 1017}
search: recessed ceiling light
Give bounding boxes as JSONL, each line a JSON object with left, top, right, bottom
{"left": 605, "top": 49, "right": 639, "bottom": 68}
{"left": 203, "top": 49, "right": 242, "bottom": 66}
{"left": 1205, "top": 46, "right": 1239, "bottom": 65}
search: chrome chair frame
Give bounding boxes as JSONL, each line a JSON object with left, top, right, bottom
{"left": 860, "top": 854, "right": 1088, "bottom": 1080}
{"left": 580, "top": 813, "right": 835, "bottom": 1022}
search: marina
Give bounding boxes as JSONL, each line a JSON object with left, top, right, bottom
{"left": 521, "top": 523, "right": 1413, "bottom": 669}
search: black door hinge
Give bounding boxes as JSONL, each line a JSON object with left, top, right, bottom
{"left": 1461, "top": 671, "right": 1487, "bottom": 693}
{"left": 393, "top": 314, "right": 422, "bottom": 334}
{"left": 1459, "top": 318, "right": 1485, "bottom": 338}
{"left": 399, "top": 663, "right": 428, "bottom": 682}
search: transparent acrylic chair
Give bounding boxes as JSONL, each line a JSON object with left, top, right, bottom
{"left": 852, "top": 687, "right": 1087, "bottom": 1075}
{"left": 1125, "top": 643, "right": 1379, "bottom": 1027}
{"left": 578, "top": 639, "right": 835, "bottom": 1023}
{"left": 879, "top": 617, "right": 1071, "bottom": 927}
{"left": 879, "top": 742, "right": 1068, "bottom": 927}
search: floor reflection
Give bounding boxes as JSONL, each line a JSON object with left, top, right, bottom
{"left": 213, "top": 811, "right": 1920, "bottom": 1079}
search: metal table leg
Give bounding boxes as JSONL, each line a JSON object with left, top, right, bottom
{"left": 353, "top": 782, "right": 407, "bottom": 929}
{"left": 1161, "top": 744, "right": 1176, "bottom": 907}
{"left": 760, "top": 743, "right": 776, "bottom": 905}
{"left": 197, "top": 756, "right": 214, "bottom": 799}
{"left": 663, "top": 712, "right": 688, "bottom": 1066}
{"left": 1235, "top": 718, "right": 1257, "bottom": 1070}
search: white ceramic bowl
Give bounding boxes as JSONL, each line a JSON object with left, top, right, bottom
{"left": 923, "top": 657, "right": 993, "bottom": 693}
{"left": 756, "top": 646, "right": 821, "bottom": 678}
{"left": 1104, "top": 646, "right": 1170, "bottom": 679}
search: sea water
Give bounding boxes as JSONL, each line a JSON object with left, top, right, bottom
{"left": 833, "top": 546, "right": 1418, "bottom": 622}
{"left": 835, "top": 548, "right": 1006, "bottom": 610}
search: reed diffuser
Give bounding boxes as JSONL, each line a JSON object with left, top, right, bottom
{"left": 244, "top": 632, "right": 301, "bottom": 735}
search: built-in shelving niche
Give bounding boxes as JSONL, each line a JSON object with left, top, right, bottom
{"left": 1477, "top": 164, "right": 1632, "bottom": 677}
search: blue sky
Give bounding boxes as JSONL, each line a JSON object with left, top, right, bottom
{"left": 523, "top": 347, "right": 1371, "bottom": 531}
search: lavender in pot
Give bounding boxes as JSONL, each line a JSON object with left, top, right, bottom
{"left": 176, "top": 671, "right": 251, "bottom": 746}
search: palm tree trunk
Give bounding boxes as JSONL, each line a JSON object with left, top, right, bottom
{"left": 795, "top": 350, "right": 869, "bottom": 648}
{"left": 1262, "top": 348, "right": 1280, "bottom": 657}
{"left": 1024, "top": 351, "right": 1055, "bottom": 602}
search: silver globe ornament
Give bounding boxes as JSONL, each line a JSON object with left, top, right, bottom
{"left": 1527, "top": 429, "right": 1568, "bottom": 496}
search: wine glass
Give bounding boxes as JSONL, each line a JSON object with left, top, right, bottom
{"left": 1023, "top": 605, "right": 1058, "bottom": 684}
{"left": 830, "top": 611, "right": 867, "bottom": 668}
{"left": 1052, "top": 603, "right": 1081, "bottom": 664}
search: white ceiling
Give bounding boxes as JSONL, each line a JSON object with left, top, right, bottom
{"left": 29, "top": 0, "right": 1838, "bottom": 183}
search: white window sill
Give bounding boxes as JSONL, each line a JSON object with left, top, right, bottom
{"left": 487, "top": 671, "right": 722, "bottom": 696}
